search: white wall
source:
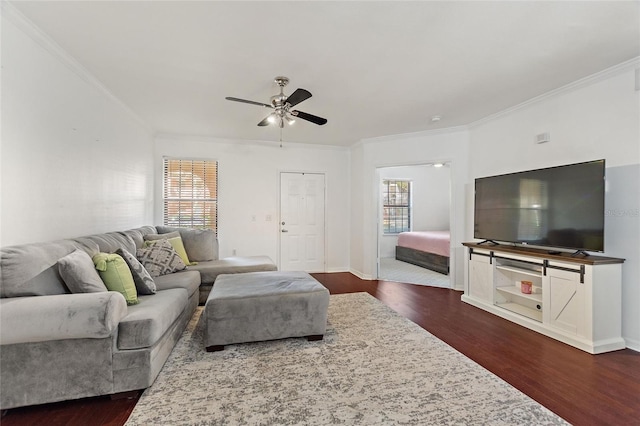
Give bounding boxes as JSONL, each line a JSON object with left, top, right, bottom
{"left": 155, "top": 135, "right": 350, "bottom": 272}
{"left": 1, "top": 9, "right": 154, "bottom": 246}
{"left": 350, "top": 129, "right": 469, "bottom": 289}
{"left": 468, "top": 64, "right": 640, "bottom": 350}
{"left": 377, "top": 165, "right": 450, "bottom": 258}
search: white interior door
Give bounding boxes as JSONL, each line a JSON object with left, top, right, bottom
{"left": 280, "top": 172, "right": 325, "bottom": 272}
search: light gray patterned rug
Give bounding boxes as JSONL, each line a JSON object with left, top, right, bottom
{"left": 125, "top": 293, "right": 567, "bottom": 425}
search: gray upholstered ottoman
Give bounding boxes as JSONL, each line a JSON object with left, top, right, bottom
{"left": 205, "top": 271, "right": 330, "bottom": 351}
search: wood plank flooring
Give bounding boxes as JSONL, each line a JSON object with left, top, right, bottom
{"left": 3, "top": 272, "right": 639, "bottom": 425}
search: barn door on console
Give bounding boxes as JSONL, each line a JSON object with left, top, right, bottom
{"left": 279, "top": 172, "right": 326, "bottom": 272}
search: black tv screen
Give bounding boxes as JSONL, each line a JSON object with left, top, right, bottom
{"left": 474, "top": 159, "right": 605, "bottom": 252}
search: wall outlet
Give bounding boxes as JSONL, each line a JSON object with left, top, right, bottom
{"left": 266, "top": 214, "right": 272, "bottom": 221}
{"left": 535, "top": 132, "right": 550, "bottom": 144}
{"left": 232, "top": 249, "right": 237, "bottom": 256}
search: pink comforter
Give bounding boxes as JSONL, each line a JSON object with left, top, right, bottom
{"left": 397, "top": 231, "right": 450, "bottom": 258}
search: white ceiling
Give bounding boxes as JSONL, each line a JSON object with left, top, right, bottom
{"left": 8, "top": 1, "right": 640, "bottom": 146}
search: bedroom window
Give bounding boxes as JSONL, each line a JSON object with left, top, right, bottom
{"left": 163, "top": 158, "right": 218, "bottom": 231}
{"left": 382, "top": 179, "right": 411, "bottom": 234}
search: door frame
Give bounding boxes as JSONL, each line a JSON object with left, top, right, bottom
{"left": 277, "top": 170, "right": 328, "bottom": 272}
{"left": 374, "top": 160, "right": 455, "bottom": 287}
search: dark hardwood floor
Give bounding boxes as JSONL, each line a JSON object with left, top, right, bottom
{"left": 3, "top": 272, "right": 639, "bottom": 425}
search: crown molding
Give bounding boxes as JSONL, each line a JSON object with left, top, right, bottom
{"left": 154, "top": 132, "right": 350, "bottom": 151}
{"left": 469, "top": 56, "right": 640, "bottom": 129}
{"left": 359, "top": 125, "right": 469, "bottom": 145}
{"left": 2, "top": 1, "right": 152, "bottom": 133}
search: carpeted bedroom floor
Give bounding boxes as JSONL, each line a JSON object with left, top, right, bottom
{"left": 378, "top": 257, "right": 450, "bottom": 288}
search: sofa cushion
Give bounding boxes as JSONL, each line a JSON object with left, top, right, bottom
{"left": 144, "top": 233, "right": 193, "bottom": 265}
{"left": 156, "top": 226, "right": 218, "bottom": 261}
{"left": 121, "top": 226, "right": 158, "bottom": 249}
{"left": 115, "top": 248, "right": 156, "bottom": 295}
{"left": 73, "top": 232, "right": 137, "bottom": 256}
{"left": 58, "top": 249, "right": 107, "bottom": 293}
{"left": 93, "top": 253, "right": 139, "bottom": 305}
{"left": 0, "top": 240, "right": 82, "bottom": 297}
{"left": 153, "top": 270, "right": 200, "bottom": 296}
{"left": 136, "top": 240, "right": 187, "bottom": 277}
{"left": 117, "top": 288, "right": 188, "bottom": 350}
{"left": 189, "top": 256, "right": 277, "bottom": 285}
{"left": 0, "top": 292, "right": 127, "bottom": 344}
{"left": 145, "top": 231, "right": 180, "bottom": 240}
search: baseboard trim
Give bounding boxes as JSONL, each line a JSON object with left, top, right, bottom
{"left": 624, "top": 337, "right": 640, "bottom": 353}
{"left": 349, "top": 269, "right": 373, "bottom": 280}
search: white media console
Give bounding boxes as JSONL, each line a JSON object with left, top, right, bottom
{"left": 461, "top": 242, "right": 625, "bottom": 354}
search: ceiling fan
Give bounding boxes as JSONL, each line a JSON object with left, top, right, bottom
{"left": 225, "top": 76, "right": 327, "bottom": 128}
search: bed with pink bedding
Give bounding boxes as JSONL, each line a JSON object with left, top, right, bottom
{"left": 395, "top": 231, "right": 450, "bottom": 274}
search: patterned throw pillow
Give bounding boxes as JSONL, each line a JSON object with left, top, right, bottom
{"left": 144, "top": 233, "right": 194, "bottom": 265}
{"left": 116, "top": 248, "right": 156, "bottom": 295}
{"left": 136, "top": 239, "right": 187, "bottom": 277}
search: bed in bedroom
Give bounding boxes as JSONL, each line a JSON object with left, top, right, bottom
{"left": 395, "top": 230, "right": 450, "bottom": 275}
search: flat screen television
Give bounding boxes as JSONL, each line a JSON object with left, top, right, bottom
{"left": 474, "top": 159, "right": 605, "bottom": 253}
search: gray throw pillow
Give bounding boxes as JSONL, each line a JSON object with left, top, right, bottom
{"left": 58, "top": 249, "right": 107, "bottom": 293}
{"left": 115, "top": 248, "right": 156, "bottom": 295}
{"left": 136, "top": 239, "right": 187, "bottom": 278}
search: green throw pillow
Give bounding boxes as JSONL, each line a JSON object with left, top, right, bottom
{"left": 92, "top": 252, "right": 139, "bottom": 305}
{"left": 144, "top": 235, "right": 195, "bottom": 266}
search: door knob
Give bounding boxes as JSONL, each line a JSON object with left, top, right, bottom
{"left": 281, "top": 229, "right": 289, "bottom": 233}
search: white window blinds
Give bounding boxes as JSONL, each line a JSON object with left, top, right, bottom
{"left": 163, "top": 158, "right": 218, "bottom": 231}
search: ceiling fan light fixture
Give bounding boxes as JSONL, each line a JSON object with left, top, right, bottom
{"left": 226, "top": 76, "right": 327, "bottom": 128}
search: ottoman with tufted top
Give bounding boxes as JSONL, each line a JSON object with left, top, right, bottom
{"left": 204, "top": 271, "right": 330, "bottom": 351}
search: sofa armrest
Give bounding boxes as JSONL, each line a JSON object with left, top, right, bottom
{"left": 0, "top": 292, "right": 128, "bottom": 345}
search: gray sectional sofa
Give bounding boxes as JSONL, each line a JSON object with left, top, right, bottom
{"left": 0, "top": 225, "right": 276, "bottom": 409}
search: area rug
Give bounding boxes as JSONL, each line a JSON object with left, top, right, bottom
{"left": 125, "top": 292, "right": 567, "bottom": 425}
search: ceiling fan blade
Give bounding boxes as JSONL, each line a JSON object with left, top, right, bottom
{"left": 257, "top": 115, "right": 272, "bottom": 126}
{"left": 225, "top": 97, "right": 273, "bottom": 109}
{"left": 285, "top": 89, "right": 312, "bottom": 107}
{"left": 292, "top": 110, "right": 327, "bottom": 125}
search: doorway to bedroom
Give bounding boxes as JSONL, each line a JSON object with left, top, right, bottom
{"left": 376, "top": 163, "right": 451, "bottom": 288}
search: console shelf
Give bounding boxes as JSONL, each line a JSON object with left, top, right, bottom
{"left": 496, "top": 285, "right": 542, "bottom": 302}
{"left": 461, "top": 242, "right": 625, "bottom": 354}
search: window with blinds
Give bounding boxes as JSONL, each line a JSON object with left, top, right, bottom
{"left": 163, "top": 158, "right": 218, "bottom": 231}
{"left": 382, "top": 179, "right": 411, "bottom": 234}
